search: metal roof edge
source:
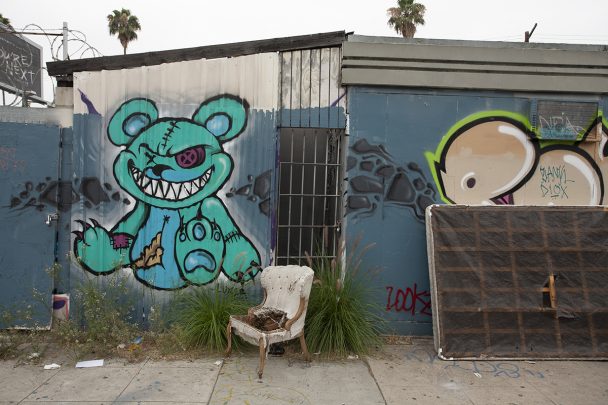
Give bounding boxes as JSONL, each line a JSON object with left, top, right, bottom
{"left": 347, "top": 34, "right": 608, "bottom": 52}
{"left": 47, "top": 30, "right": 347, "bottom": 77}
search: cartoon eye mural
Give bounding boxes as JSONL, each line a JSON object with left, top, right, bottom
{"left": 426, "top": 112, "right": 540, "bottom": 205}
{"left": 461, "top": 173, "right": 476, "bottom": 190}
{"left": 175, "top": 146, "right": 206, "bottom": 169}
{"left": 426, "top": 111, "right": 606, "bottom": 207}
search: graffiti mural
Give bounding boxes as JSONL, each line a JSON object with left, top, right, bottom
{"left": 8, "top": 177, "right": 131, "bottom": 214}
{"left": 73, "top": 95, "right": 261, "bottom": 290}
{"left": 225, "top": 170, "right": 272, "bottom": 216}
{"left": 346, "top": 139, "right": 437, "bottom": 222}
{"left": 426, "top": 111, "right": 607, "bottom": 206}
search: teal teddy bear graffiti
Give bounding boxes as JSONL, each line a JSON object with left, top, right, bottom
{"left": 73, "top": 95, "right": 261, "bottom": 290}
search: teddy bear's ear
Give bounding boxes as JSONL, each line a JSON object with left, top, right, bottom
{"left": 192, "top": 95, "right": 248, "bottom": 143}
{"left": 107, "top": 98, "right": 158, "bottom": 146}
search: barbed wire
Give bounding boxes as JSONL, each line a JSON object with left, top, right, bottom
{"left": 1, "top": 24, "right": 103, "bottom": 106}
{"left": 7, "top": 24, "right": 104, "bottom": 60}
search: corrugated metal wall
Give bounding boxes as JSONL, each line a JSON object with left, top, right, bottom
{"left": 280, "top": 47, "right": 346, "bottom": 129}
{"left": 2, "top": 43, "right": 349, "bottom": 326}
{"left": 69, "top": 54, "right": 279, "bottom": 309}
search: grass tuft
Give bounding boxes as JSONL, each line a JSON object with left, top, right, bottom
{"left": 304, "top": 241, "right": 383, "bottom": 357}
{"left": 173, "top": 285, "right": 251, "bottom": 352}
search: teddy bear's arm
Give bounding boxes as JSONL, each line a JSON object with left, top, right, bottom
{"left": 201, "top": 197, "right": 261, "bottom": 282}
{"left": 73, "top": 201, "right": 149, "bottom": 274}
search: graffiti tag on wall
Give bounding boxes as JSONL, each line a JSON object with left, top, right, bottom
{"left": 539, "top": 165, "right": 573, "bottom": 199}
{"left": 0, "top": 147, "right": 26, "bottom": 172}
{"left": 425, "top": 111, "right": 607, "bottom": 206}
{"left": 539, "top": 115, "right": 583, "bottom": 140}
{"left": 385, "top": 284, "right": 432, "bottom": 316}
{"left": 73, "top": 95, "right": 261, "bottom": 290}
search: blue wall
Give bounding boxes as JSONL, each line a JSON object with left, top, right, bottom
{"left": 346, "top": 86, "right": 607, "bottom": 335}
{"left": 0, "top": 122, "right": 60, "bottom": 327}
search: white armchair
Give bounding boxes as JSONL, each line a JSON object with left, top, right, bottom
{"left": 225, "top": 265, "right": 314, "bottom": 378}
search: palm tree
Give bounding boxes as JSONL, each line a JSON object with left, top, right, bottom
{"left": 107, "top": 8, "right": 141, "bottom": 55}
{"left": 0, "top": 13, "right": 14, "bottom": 31}
{"left": 387, "top": 0, "right": 426, "bottom": 39}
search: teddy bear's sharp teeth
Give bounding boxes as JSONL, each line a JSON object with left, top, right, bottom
{"left": 178, "top": 184, "right": 189, "bottom": 200}
{"left": 144, "top": 181, "right": 154, "bottom": 195}
{"left": 150, "top": 179, "right": 158, "bottom": 194}
{"left": 160, "top": 180, "right": 169, "bottom": 198}
{"left": 189, "top": 180, "right": 200, "bottom": 194}
{"left": 166, "top": 184, "right": 177, "bottom": 200}
{"left": 140, "top": 176, "right": 150, "bottom": 190}
{"left": 154, "top": 181, "right": 165, "bottom": 198}
{"left": 131, "top": 167, "right": 140, "bottom": 182}
{"left": 182, "top": 181, "right": 193, "bottom": 196}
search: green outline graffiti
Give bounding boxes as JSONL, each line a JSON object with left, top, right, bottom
{"left": 424, "top": 110, "right": 533, "bottom": 203}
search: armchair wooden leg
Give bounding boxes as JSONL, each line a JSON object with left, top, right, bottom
{"left": 299, "top": 334, "right": 311, "bottom": 362}
{"left": 258, "top": 337, "right": 266, "bottom": 379}
{"left": 225, "top": 320, "right": 232, "bottom": 357}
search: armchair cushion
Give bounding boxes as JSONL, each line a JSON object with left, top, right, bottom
{"left": 247, "top": 308, "right": 287, "bottom": 331}
{"left": 230, "top": 315, "right": 293, "bottom": 347}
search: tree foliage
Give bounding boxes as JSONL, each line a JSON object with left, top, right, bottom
{"left": 107, "top": 8, "right": 141, "bottom": 55}
{"left": 387, "top": 0, "right": 426, "bottom": 39}
{"left": 0, "top": 13, "right": 13, "bottom": 31}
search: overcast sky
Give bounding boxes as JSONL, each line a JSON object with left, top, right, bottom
{"left": 3, "top": 0, "right": 608, "bottom": 103}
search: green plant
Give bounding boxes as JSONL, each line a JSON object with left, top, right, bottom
{"left": 304, "top": 242, "right": 383, "bottom": 357}
{"left": 174, "top": 285, "right": 251, "bottom": 352}
{"left": 52, "top": 272, "right": 138, "bottom": 358}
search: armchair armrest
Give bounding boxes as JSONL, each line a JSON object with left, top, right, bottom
{"left": 284, "top": 295, "right": 306, "bottom": 331}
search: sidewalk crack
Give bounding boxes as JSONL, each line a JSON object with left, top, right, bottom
{"left": 362, "top": 356, "right": 388, "bottom": 405}
{"left": 112, "top": 357, "right": 149, "bottom": 404}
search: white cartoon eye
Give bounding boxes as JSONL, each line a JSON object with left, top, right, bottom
{"left": 461, "top": 172, "right": 477, "bottom": 190}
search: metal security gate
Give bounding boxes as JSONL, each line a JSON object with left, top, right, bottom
{"left": 276, "top": 128, "right": 344, "bottom": 265}
{"left": 0, "top": 122, "right": 60, "bottom": 328}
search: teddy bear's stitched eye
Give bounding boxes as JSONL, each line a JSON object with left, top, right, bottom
{"left": 175, "top": 146, "right": 205, "bottom": 169}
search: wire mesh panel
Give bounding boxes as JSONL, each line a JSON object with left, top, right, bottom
{"left": 427, "top": 205, "right": 608, "bottom": 359}
{"left": 276, "top": 128, "right": 344, "bottom": 265}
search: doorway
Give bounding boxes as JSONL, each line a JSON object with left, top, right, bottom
{"left": 276, "top": 128, "right": 345, "bottom": 265}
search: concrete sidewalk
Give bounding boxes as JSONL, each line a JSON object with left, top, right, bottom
{"left": 1, "top": 338, "right": 607, "bottom": 404}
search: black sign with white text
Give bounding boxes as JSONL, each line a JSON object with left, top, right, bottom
{"left": 0, "top": 24, "right": 43, "bottom": 97}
